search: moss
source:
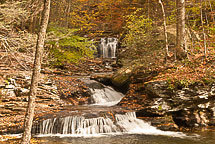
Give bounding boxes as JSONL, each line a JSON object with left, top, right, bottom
{"left": 46, "top": 23, "right": 95, "bottom": 67}
{"left": 201, "top": 77, "right": 215, "bottom": 85}
{"left": 167, "top": 78, "right": 175, "bottom": 91}
{"left": 112, "top": 75, "right": 130, "bottom": 87}
{"left": 166, "top": 78, "right": 196, "bottom": 91}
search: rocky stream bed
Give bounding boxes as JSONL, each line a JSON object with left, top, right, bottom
{"left": 1, "top": 58, "right": 215, "bottom": 142}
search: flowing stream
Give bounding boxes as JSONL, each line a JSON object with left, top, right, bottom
{"left": 31, "top": 79, "right": 207, "bottom": 144}
{"left": 84, "top": 79, "right": 124, "bottom": 106}
{"left": 36, "top": 132, "right": 215, "bottom": 144}
{"left": 33, "top": 112, "right": 187, "bottom": 138}
{"left": 31, "top": 41, "right": 214, "bottom": 143}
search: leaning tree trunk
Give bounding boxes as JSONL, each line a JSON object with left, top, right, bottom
{"left": 176, "top": 0, "right": 187, "bottom": 60}
{"left": 21, "top": 0, "right": 50, "bottom": 143}
{"left": 159, "top": 0, "right": 169, "bottom": 62}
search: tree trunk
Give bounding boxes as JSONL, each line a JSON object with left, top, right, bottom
{"left": 176, "top": 0, "right": 187, "bottom": 60}
{"left": 28, "top": 17, "right": 34, "bottom": 33}
{"left": 159, "top": 0, "right": 169, "bottom": 62}
{"left": 21, "top": 0, "right": 50, "bottom": 143}
{"left": 201, "top": 0, "right": 207, "bottom": 57}
{"left": 66, "top": 0, "right": 71, "bottom": 28}
{"left": 208, "top": 0, "right": 215, "bottom": 24}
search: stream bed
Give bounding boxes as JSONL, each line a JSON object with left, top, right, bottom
{"left": 31, "top": 78, "right": 215, "bottom": 144}
{"left": 35, "top": 131, "right": 215, "bottom": 144}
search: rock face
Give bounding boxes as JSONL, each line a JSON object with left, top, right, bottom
{"left": 144, "top": 81, "right": 215, "bottom": 129}
{"left": 0, "top": 74, "right": 65, "bottom": 134}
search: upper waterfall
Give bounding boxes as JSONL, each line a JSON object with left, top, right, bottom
{"left": 97, "top": 38, "right": 118, "bottom": 58}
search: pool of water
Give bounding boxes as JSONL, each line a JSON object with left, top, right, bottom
{"left": 36, "top": 131, "right": 215, "bottom": 144}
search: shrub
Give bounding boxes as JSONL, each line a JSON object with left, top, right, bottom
{"left": 46, "top": 24, "right": 96, "bottom": 67}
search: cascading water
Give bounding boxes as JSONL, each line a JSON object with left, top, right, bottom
{"left": 82, "top": 79, "right": 124, "bottom": 106}
{"left": 97, "top": 38, "right": 118, "bottom": 58}
{"left": 89, "top": 86, "right": 124, "bottom": 106}
{"left": 33, "top": 112, "right": 187, "bottom": 138}
{"left": 32, "top": 79, "right": 190, "bottom": 139}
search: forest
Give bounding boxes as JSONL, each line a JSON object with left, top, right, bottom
{"left": 0, "top": 0, "right": 215, "bottom": 143}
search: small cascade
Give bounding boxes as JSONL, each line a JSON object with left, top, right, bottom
{"left": 82, "top": 79, "right": 124, "bottom": 106}
{"left": 33, "top": 112, "right": 187, "bottom": 138}
{"left": 33, "top": 116, "right": 118, "bottom": 135}
{"left": 98, "top": 38, "right": 118, "bottom": 58}
{"left": 32, "top": 79, "right": 189, "bottom": 139}
{"left": 89, "top": 86, "right": 124, "bottom": 106}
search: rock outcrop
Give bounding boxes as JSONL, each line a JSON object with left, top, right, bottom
{"left": 144, "top": 81, "right": 215, "bottom": 128}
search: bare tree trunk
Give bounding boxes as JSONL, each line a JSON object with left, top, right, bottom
{"left": 29, "top": 17, "right": 34, "bottom": 33}
{"left": 201, "top": 0, "right": 207, "bottom": 57}
{"left": 204, "top": 0, "right": 210, "bottom": 34}
{"left": 176, "top": 0, "right": 187, "bottom": 60}
{"left": 208, "top": 0, "right": 215, "bottom": 24}
{"left": 66, "top": 0, "right": 71, "bottom": 28}
{"left": 21, "top": 0, "right": 50, "bottom": 143}
{"left": 159, "top": 0, "right": 169, "bottom": 62}
{"left": 147, "top": 0, "right": 150, "bottom": 19}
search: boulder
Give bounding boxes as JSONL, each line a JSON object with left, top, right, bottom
{"left": 111, "top": 65, "right": 134, "bottom": 87}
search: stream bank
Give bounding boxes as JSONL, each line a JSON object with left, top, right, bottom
{"left": 100, "top": 62, "right": 215, "bottom": 131}
{"left": 1, "top": 57, "right": 215, "bottom": 137}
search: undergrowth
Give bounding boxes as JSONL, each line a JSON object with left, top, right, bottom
{"left": 46, "top": 23, "right": 96, "bottom": 67}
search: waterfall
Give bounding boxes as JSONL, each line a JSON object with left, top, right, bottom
{"left": 82, "top": 79, "right": 124, "bottom": 106}
{"left": 89, "top": 86, "right": 124, "bottom": 106}
{"left": 98, "top": 38, "right": 118, "bottom": 58}
{"left": 32, "top": 79, "right": 189, "bottom": 138}
{"left": 33, "top": 112, "right": 187, "bottom": 138}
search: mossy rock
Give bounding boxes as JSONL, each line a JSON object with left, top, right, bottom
{"left": 111, "top": 65, "right": 134, "bottom": 87}
{"left": 112, "top": 74, "right": 130, "bottom": 87}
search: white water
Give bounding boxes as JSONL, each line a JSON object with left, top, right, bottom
{"left": 34, "top": 112, "right": 189, "bottom": 138}
{"left": 115, "top": 112, "right": 188, "bottom": 138}
{"left": 80, "top": 79, "right": 124, "bottom": 106}
{"left": 90, "top": 86, "right": 124, "bottom": 106}
{"left": 98, "top": 38, "right": 118, "bottom": 58}
{"left": 33, "top": 80, "right": 193, "bottom": 139}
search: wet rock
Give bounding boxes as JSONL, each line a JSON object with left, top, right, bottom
{"left": 83, "top": 80, "right": 104, "bottom": 89}
{"left": 90, "top": 73, "right": 113, "bottom": 85}
{"left": 172, "top": 109, "right": 213, "bottom": 128}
